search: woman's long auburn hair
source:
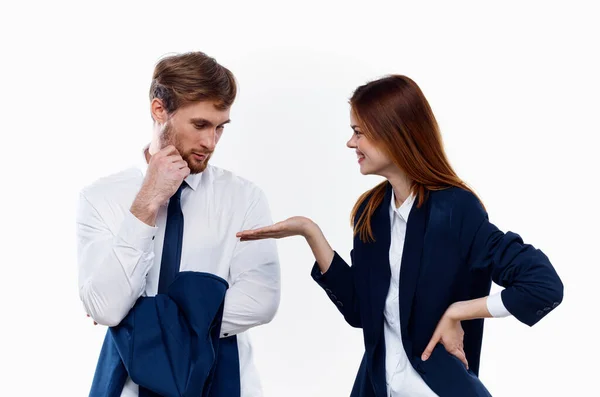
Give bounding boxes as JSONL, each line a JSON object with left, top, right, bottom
{"left": 350, "top": 75, "right": 482, "bottom": 242}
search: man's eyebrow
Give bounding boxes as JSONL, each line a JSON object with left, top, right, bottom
{"left": 190, "top": 118, "right": 213, "bottom": 127}
{"left": 190, "top": 118, "right": 231, "bottom": 127}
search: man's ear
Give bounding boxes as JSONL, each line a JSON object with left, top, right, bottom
{"left": 150, "top": 98, "right": 168, "bottom": 124}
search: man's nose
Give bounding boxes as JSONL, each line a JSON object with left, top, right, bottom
{"left": 200, "top": 129, "right": 217, "bottom": 151}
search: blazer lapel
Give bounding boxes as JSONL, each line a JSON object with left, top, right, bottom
{"left": 366, "top": 183, "right": 393, "bottom": 348}
{"left": 398, "top": 191, "right": 429, "bottom": 346}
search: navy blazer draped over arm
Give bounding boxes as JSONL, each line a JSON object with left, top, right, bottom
{"left": 89, "top": 271, "right": 241, "bottom": 397}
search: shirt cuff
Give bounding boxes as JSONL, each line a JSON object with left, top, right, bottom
{"left": 117, "top": 210, "right": 158, "bottom": 252}
{"left": 487, "top": 291, "right": 512, "bottom": 318}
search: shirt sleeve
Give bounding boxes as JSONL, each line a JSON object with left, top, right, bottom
{"left": 219, "top": 188, "right": 281, "bottom": 337}
{"left": 77, "top": 191, "right": 158, "bottom": 326}
{"left": 486, "top": 291, "right": 512, "bottom": 318}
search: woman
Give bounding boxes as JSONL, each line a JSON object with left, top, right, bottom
{"left": 236, "top": 75, "right": 563, "bottom": 397}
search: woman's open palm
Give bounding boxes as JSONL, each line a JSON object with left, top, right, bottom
{"left": 236, "top": 216, "right": 313, "bottom": 241}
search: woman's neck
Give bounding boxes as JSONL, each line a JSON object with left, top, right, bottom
{"left": 386, "top": 170, "right": 412, "bottom": 208}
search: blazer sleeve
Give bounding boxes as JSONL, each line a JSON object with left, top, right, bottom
{"left": 458, "top": 192, "right": 564, "bottom": 326}
{"left": 311, "top": 250, "right": 362, "bottom": 328}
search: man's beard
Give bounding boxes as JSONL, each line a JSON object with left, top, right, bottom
{"left": 160, "top": 121, "right": 212, "bottom": 174}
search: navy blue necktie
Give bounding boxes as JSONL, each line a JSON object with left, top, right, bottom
{"left": 157, "top": 182, "right": 187, "bottom": 294}
{"left": 139, "top": 182, "right": 186, "bottom": 397}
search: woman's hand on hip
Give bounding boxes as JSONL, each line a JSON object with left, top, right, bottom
{"left": 421, "top": 302, "right": 469, "bottom": 369}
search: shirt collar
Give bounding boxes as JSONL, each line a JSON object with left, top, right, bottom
{"left": 390, "top": 188, "right": 415, "bottom": 222}
{"left": 139, "top": 144, "right": 204, "bottom": 192}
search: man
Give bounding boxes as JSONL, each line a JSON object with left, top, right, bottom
{"left": 77, "top": 51, "right": 280, "bottom": 397}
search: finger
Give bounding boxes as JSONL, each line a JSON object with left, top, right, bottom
{"left": 151, "top": 146, "right": 176, "bottom": 160}
{"left": 240, "top": 229, "right": 286, "bottom": 240}
{"left": 243, "top": 229, "right": 284, "bottom": 238}
{"left": 239, "top": 233, "right": 278, "bottom": 241}
{"left": 237, "top": 230, "right": 275, "bottom": 238}
{"left": 422, "top": 335, "right": 439, "bottom": 361}
{"left": 237, "top": 231, "right": 254, "bottom": 238}
{"left": 240, "top": 237, "right": 274, "bottom": 242}
{"left": 237, "top": 226, "right": 278, "bottom": 237}
{"left": 453, "top": 349, "right": 469, "bottom": 369}
{"left": 165, "top": 154, "right": 185, "bottom": 164}
{"left": 160, "top": 145, "right": 179, "bottom": 156}
{"left": 179, "top": 166, "right": 191, "bottom": 178}
{"left": 173, "top": 159, "right": 188, "bottom": 169}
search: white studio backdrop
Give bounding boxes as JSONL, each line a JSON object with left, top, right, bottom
{"left": 1, "top": 1, "right": 598, "bottom": 396}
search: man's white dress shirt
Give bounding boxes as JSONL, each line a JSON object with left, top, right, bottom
{"left": 76, "top": 160, "right": 280, "bottom": 397}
